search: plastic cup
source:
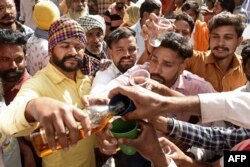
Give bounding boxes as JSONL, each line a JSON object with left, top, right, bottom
{"left": 149, "top": 17, "right": 172, "bottom": 47}
{"left": 111, "top": 118, "right": 138, "bottom": 155}
{"left": 129, "top": 69, "right": 150, "bottom": 87}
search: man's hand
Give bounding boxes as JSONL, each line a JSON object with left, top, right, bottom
{"left": 25, "top": 97, "right": 91, "bottom": 150}
{"left": 96, "top": 123, "right": 119, "bottom": 155}
{"left": 119, "top": 121, "right": 171, "bottom": 167}
{"left": 108, "top": 86, "right": 167, "bottom": 120}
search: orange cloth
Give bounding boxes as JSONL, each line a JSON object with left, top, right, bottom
{"left": 184, "top": 51, "right": 247, "bottom": 92}
{"left": 193, "top": 20, "right": 209, "bottom": 51}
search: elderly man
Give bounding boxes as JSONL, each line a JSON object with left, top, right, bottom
{"left": 77, "top": 15, "right": 110, "bottom": 76}
{"left": 61, "top": 0, "right": 88, "bottom": 20}
{"left": 0, "top": 18, "right": 95, "bottom": 167}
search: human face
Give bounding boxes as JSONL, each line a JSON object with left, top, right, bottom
{"left": 183, "top": 9, "right": 197, "bottom": 22}
{"left": 148, "top": 47, "right": 184, "bottom": 87}
{"left": 0, "top": 44, "right": 26, "bottom": 83}
{"left": 116, "top": 0, "right": 126, "bottom": 11}
{"left": 109, "top": 36, "right": 137, "bottom": 73}
{"left": 174, "top": 20, "right": 192, "bottom": 40}
{"left": 86, "top": 28, "right": 104, "bottom": 55}
{"left": 69, "top": 0, "right": 88, "bottom": 19}
{"left": 213, "top": 0, "right": 223, "bottom": 14}
{"left": 50, "top": 37, "right": 85, "bottom": 72}
{"left": 0, "top": 0, "right": 16, "bottom": 27}
{"left": 209, "top": 26, "right": 242, "bottom": 60}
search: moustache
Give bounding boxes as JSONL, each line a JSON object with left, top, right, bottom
{"left": 1, "top": 14, "right": 14, "bottom": 20}
{"left": 150, "top": 73, "right": 166, "bottom": 83}
{"left": 2, "top": 68, "right": 23, "bottom": 75}
{"left": 62, "top": 55, "right": 83, "bottom": 65}
{"left": 213, "top": 46, "right": 229, "bottom": 51}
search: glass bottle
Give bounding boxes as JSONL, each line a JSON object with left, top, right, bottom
{"left": 30, "top": 94, "right": 135, "bottom": 157}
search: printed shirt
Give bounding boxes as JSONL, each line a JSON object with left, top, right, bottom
{"left": 167, "top": 83, "right": 250, "bottom": 152}
{"left": 0, "top": 63, "right": 94, "bottom": 167}
{"left": 97, "top": 0, "right": 113, "bottom": 15}
{"left": 26, "top": 34, "right": 49, "bottom": 76}
{"left": 184, "top": 51, "right": 247, "bottom": 92}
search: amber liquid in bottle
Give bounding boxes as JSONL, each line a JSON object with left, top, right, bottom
{"left": 30, "top": 102, "right": 125, "bottom": 157}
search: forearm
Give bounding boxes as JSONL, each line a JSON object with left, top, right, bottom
{"left": 160, "top": 96, "right": 201, "bottom": 117}
{"left": 199, "top": 92, "right": 250, "bottom": 128}
{"left": 168, "top": 119, "right": 250, "bottom": 150}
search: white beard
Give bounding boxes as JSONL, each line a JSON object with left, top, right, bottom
{"left": 68, "top": 7, "right": 89, "bottom": 20}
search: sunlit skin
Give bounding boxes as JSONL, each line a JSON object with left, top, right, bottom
{"left": 68, "top": 0, "right": 88, "bottom": 19}
{"left": 209, "top": 26, "right": 242, "bottom": 61}
{"left": 108, "top": 36, "right": 137, "bottom": 73}
{"left": 148, "top": 47, "right": 185, "bottom": 88}
{"left": 0, "top": 0, "right": 16, "bottom": 28}
{"left": 86, "top": 28, "right": 104, "bottom": 55}
{"left": 0, "top": 44, "right": 26, "bottom": 84}
{"left": 174, "top": 20, "right": 192, "bottom": 40}
{"left": 49, "top": 37, "right": 85, "bottom": 80}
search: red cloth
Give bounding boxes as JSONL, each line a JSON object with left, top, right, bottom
{"left": 232, "top": 139, "right": 250, "bottom": 151}
{"left": 3, "top": 70, "right": 30, "bottom": 105}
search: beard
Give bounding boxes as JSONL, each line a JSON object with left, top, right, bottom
{"left": 0, "top": 68, "right": 25, "bottom": 83}
{"left": 0, "top": 78, "right": 3, "bottom": 97}
{"left": 0, "top": 13, "right": 15, "bottom": 26}
{"left": 116, "top": 57, "right": 135, "bottom": 73}
{"left": 68, "top": 7, "right": 88, "bottom": 20}
{"left": 51, "top": 54, "right": 83, "bottom": 72}
{"left": 86, "top": 42, "right": 103, "bottom": 55}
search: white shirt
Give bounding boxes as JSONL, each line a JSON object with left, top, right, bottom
{"left": 19, "top": 0, "right": 36, "bottom": 30}
{"left": 131, "top": 21, "right": 145, "bottom": 60}
{"left": 90, "top": 63, "right": 122, "bottom": 95}
{"left": 199, "top": 82, "right": 250, "bottom": 128}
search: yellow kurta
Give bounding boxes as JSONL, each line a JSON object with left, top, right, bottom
{"left": 0, "top": 63, "right": 95, "bottom": 167}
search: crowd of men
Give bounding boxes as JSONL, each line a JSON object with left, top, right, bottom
{"left": 0, "top": 0, "right": 250, "bottom": 167}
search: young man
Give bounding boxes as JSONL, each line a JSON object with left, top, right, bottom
{"left": 142, "top": 12, "right": 247, "bottom": 92}
{"left": 90, "top": 27, "right": 137, "bottom": 95}
{"left": 0, "top": 18, "right": 94, "bottom": 167}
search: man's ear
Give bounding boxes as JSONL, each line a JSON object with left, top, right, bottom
{"left": 237, "top": 36, "right": 244, "bottom": 47}
{"left": 178, "top": 63, "right": 185, "bottom": 75}
{"left": 108, "top": 48, "right": 113, "bottom": 60}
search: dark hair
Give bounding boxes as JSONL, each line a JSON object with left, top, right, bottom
{"left": 140, "top": 0, "right": 162, "bottom": 19}
{"left": 208, "top": 12, "right": 246, "bottom": 37}
{"left": 174, "top": 12, "right": 195, "bottom": 33}
{"left": 242, "top": 45, "right": 250, "bottom": 67}
{"left": 218, "top": 0, "right": 235, "bottom": 13}
{"left": 106, "top": 27, "right": 136, "bottom": 49}
{"left": 0, "top": 29, "right": 28, "bottom": 53}
{"left": 181, "top": 1, "right": 200, "bottom": 18}
{"left": 159, "top": 32, "right": 193, "bottom": 60}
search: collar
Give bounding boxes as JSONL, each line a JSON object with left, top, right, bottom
{"left": 170, "top": 72, "right": 185, "bottom": 90}
{"left": 109, "top": 62, "right": 123, "bottom": 77}
{"left": 204, "top": 51, "right": 242, "bottom": 69}
{"left": 45, "top": 63, "right": 84, "bottom": 85}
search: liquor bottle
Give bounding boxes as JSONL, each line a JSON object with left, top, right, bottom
{"left": 30, "top": 94, "right": 135, "bottom": 157}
